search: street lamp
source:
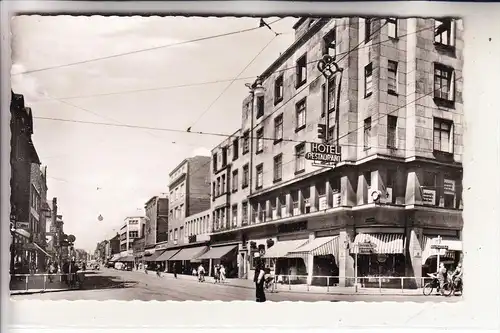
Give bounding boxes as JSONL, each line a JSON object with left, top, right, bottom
{"left": 316, "top": 54, "right": 343, "bottom": 144}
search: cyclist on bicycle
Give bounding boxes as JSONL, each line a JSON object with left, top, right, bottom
{"left": 452, "top": 263, "right": 463, "bottom": 290}
{"left": 436, "top": 262, "right": 447, "bottom": 295}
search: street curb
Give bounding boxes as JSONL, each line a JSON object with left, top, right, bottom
{"left": 10, "top": 288, "right": 71, "bottom": 296}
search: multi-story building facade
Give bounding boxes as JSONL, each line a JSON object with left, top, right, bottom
{"left": 29, "top": 164, "right": 50, "bottom": 270}
{"left": 10, "top": 91, "right": 41, "bottom": 272}
{"left": 209, "top": 17, "right": 464, "bottom": 287}
{"left": 144, "top": 196, "right": 169, "bottom": 246}
{"left": 119, "top": 217, "right": 146, "bottom": 255}
{"left": 167, "top": 156, "right": 211, "bottom": 246}
{"left": 104, "top": 233, "right": 120, "bottom": 260}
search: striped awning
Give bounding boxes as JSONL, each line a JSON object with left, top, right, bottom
{"left": 351, "top": 233, "right": 405, "bottom": 254}
{"left": 197, "top": 245, "right": 237, "bottom": 260}
{"left": 156, "top": 249, "right": 181, "bottom": 262}
{"left": 286, "top": 236, "right": 339, "bottom": 261}
{"left": 422, "top": 236, "right": 462, "bottom": 263}
{"left": 262, "top": 239, "right": 309, "bottom": 259}
{"left": 145, "top": 250, "right": 165, "bottom": 262}
{"left": 169, "top": 246, "right": 208, "bottom": 261}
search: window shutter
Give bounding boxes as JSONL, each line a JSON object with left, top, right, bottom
{"left": 449, "top": 69, "right": 456, "bottom": 101}
{"left": 450, "top": 122, "right": 455, "bottom": 154}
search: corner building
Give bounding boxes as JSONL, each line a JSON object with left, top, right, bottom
{"left": 210, "top": 17, "right": 464, "bottom": 287}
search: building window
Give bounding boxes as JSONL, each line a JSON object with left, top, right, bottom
{"left": 321, "top": 77, "right": 336, "bottom": 117}
{"left": 434, "top": 63, "right": 455, "bottom": 102}
{"left": 364, "top": 117, "right": 372, "bottom": 149}
{"left": 231, "top": 204, "right": 238, "bottom": 227}
{"left": 365, "top": 18, "right": 372, "bottom": 43}
{"left": 242, "top": 202, "right": 248, "bottom": 225}
{"left": 242, "top": 131, "right": 250, "bottom": 154}
{"left": 296, "top": 53, "right": 307, "bottom": 87}
{"left": 174, "top": 229, "right": 178, "bottom": 241}
{"left": 387, "top": 115, "right": 397, "bottom": 148}
{"left": 232, "top": 138, "right": 239, "bottom": 160}
{"left": 387, "top": 18, "right": 397, "bottom": 38}
{"left": 242, "top": 164, "right": 249, "bottom": 188}
{"left": 323, "top": 28, "right": 336, "bottom": 59}
{"left": 364, "top": 171, "right": 372, "bottom": 188}
{"left": 364, "top": 63, "right": 373, "bottom": 98}
{"left": 256, "top": 163, "right": 264, "bottom": 189}
{"left": 433, "top": 118, "right": 453, "bottom": 153}
{"left": 434, "top": 19, "right": 455, "bottom": 47}
{"left": 232, "top": 169, "right": 239, "bottom": 192}
{"left": 221, "top": 147, "right": 227, "bottom": 167}
{"left": 221, "top": 174, "right": 226, "bottom": 194}
{"left": 388, "top": 60, "right": 398, "bottom": 95}
{"left": 327, "top": 126, "right": 335, "bottom": 144}
{"left": 295, "top": 143, "right": 306, "bottom": 173}
{"left": 274, "top": 114, "right": 283, "bottom": 143}
{"left": 212, "top": 153, "right": 217, "bottom": 172}
{"left": 256, "top": 128, "right": 264, "bottom": 153}
{"left": 273, "top": 154, "right": 283, "bottom": 181}
{"left": 274, "top": 74, "right": 284, "bottom": 104}
{"left": 216, "top": 178, "right": 221, "bottom": 197}
{"left": 295, "top": 98, "right": 307, "bottom": 130}
{"left": 256, "top": 95, "right": 265, "bottom": 119}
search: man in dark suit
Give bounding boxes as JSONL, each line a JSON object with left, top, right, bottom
{"left": 253, "top": 252, "right": 266, "bottom": 302}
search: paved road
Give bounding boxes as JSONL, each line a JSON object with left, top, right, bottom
{"left": 11, "top": 269, "right": 461, "bottom": 303}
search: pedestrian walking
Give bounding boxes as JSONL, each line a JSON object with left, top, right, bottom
{"left": 220, "top": 265, "right": 226, "bottom": 283}
{"left": 253, "top": 252, "right": 266, "bottom": 302}
{"left": 198, "top": 264, "right": 205, "bottom": 282}
{"left": 173, "top": 262, "right": 178, "bottom": 278}
{"left": 214, "top": 264, "right": 220, "bottom": 283}
{"left": 156, "top": 265, "right": 162, "bottom": 278}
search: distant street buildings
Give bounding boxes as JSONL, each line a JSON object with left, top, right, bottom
{"left": 10, "top": 91, "right": 77, "bottom": 275}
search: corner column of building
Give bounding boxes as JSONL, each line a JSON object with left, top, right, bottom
{"left": 338, "top": 227, "right": 355, "bottom": 287}
{"left": 405, "top": 168, "right": 423, "bottom": 205}
{"left": 285, "top": 193, "right": 292, "bottom": 218}
{"left": 310, "top": 184, "right": 318, "bottom": 213}
{"left": 306, "top": 232, "right": 315, "bottom": 285}
{"left": 325, "top": 180, "right": 333, "bottom": 208}
{"left": 356, "top": 172, "right": 367, "bottom": 205}
{"left": 406, "top": 226, "right": 423, "bottom": 288}
{"left": 298, "top": 189, "right": 305, "bottom": 213}
{"left": 340, "top": 170, "right": 357, "bottom": 207}
{"left": 265, "top": 200, "right": 272, "bottom": 220}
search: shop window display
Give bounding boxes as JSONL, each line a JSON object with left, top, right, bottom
{"left": 356, "top": 254, "right": 405, "bottom": 288}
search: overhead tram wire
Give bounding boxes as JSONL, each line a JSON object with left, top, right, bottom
{"left": 36, "top": 24, "right": 435, "bottom": 102}
{"left": 188, "top": 33, "right": 282, "bottom": 131}
{"left": 13, "top": 18, "right": 284, "bottom": 76}
{"left": 182, "top": 19, "right": 391, "bottom": 178}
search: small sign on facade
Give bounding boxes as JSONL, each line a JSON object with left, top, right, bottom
{"left": 306, "top": 143, "right": 342, "bottom": 165}
{"left": 16, "top": 222, "right": 29, "bottom": 230}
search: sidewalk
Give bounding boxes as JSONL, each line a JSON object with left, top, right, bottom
{"left": 136, "top": 269, "right": 423, "bottom": 296}
{"left": 10, "top": 276, "right": 70, "bottom": 295}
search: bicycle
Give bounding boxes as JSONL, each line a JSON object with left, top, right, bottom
{"left": 446, "top": 276, "right": 463, "bottom": 296}
{"left": 423, "top": 273, "right": 452, "bottom": 296}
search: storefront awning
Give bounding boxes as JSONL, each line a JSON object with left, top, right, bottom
{"left": 198, "top": 245, "right": 237, "bottom": 260}
{"left": 119, "top": 255, "right": 135, "bottom": 262}
{"left": 33, "top": 242, "right": 52, "bottom": 258}
{"left": 286, "top": 236, "right": 339, "bottom": 260}
{"left": 156, "top": 249, "right": 181, "bottom": 262}
{"left": 422, "top": 236, "right": 462, "bottom": 263}
{"left": 110, "top": 254, "right": 121, "bottom": 262}
{"left": 262, "top": 239, "right": 309, "bottom": 258}
{"left": 145, "top": 250, "right": 165, "bottom": 262}
{"left": 169, "top": 246, "right": 208, "bottom": 261}
{"left": 351, "top": 233, "right": 405, "bottom": 254}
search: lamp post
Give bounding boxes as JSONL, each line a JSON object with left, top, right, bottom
{"left": 316, "top": 54, "right": 343, "bottom": 144}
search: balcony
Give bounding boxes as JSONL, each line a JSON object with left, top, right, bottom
{"left": 292, "top": 202, "right": 300, "bottom": 216}
{"left": 280, "top": 205, "right": 287, "bottom": 218}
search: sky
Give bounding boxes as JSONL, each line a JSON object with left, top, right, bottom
{"left": 11, "top": 15, "right": 297, "bottom": 253}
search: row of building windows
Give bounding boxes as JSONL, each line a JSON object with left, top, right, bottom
{"left": 212, "top": 169, "right": 461, "bottom": 232}
{"left": 168, "top": 226, "right": 184, "bottom": 242}
{"left": 186, "top": 214, "right": 210, "bottom": 236}
{"left": 169, "top": 204, "right": 185, "bottom": 220}
{"left": 169, "top": 183, "right": 185, "bottom": 201}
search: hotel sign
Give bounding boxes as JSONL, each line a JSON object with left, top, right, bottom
{"left": 306, "top": 143, "right": 342, "bottom": 164}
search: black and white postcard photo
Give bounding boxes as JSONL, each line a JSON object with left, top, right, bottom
{"left": 9, "top": 14, "right": 465, "bottom": 302}
{"left": 3, "top": 1, "right": 500, "bottom": 333}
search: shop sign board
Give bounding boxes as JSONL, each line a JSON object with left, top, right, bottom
{"left": 422, "top": 189, "right": 436, "bottom": 205}
{"left": 356, "top": 240, "right": 377, "bottom": 254}
{"left": 16, "top": 222, "right": 29, "bottom": 230}
{"left": 306, "top": 143, "right": 342, "bottom": 164}
{"left": 444, "top": 179, "right": 456, "bottom": 194}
